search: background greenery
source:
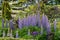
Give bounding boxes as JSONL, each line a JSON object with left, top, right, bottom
{"left": 0, "top": 0, "right": 60, "bottom": 40}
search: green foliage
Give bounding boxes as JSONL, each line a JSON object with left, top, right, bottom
{"left": 0, "top": 24, "right": 60, "bottom": 39}
{"left": 0, "top": 26, "right": 40, "bottom": 38}
{"left": 0, "top": 6, "right": 2, "bottom": 10}
{"left": 54, "top": 31, "right": 60, "bottom": 40}
{"left": 18, "top": 27, "right": 28, "bottom": 37}
{"left": 22, "top": 35, "right": 33, "bottom": 39}
{"left": 0, "top": 29, "right": 2, "bottom": 37}
{"left": 42, "top": 5, "right": 59, "bottom": 22}
{"left": 18, "top": 0, "right": 27, "bottom": 3}
{"left": 28, "top": 26, "right": 40, "bottom": 32}
{"left": 2, "top": 1, "right": 12, "bottom": 20}
{"left": 37, "top": 34, "right": 47, "bottom": 40}
{"left": 15, "top": 26, "right": 41, "bottom": 38}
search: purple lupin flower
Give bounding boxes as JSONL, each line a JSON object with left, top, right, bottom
{"left": 22, "top": 17, "right": 28, "bottom": 27}
{"left": 31, "top": 15, "right": 37, "bottom": 26}
{"left": 18, "top": 17, "right": 23, "bottom": 29}
{"left": 32, "top": 31, "right": 38, "bottom": 36}
{"left": 41, "top": 14, "right": 51, "bottom": 34}
{"left": 16, "top": 31, "right": 19, "bottom": 38}
{"left": 6, "top": 20, "right": 8, "bottom": 28}
{"left": 9, "top": 19, "right": 14, "bottom": 30}
{"left": 2, "top": 19, "right": 4, "bottom": 28}
{"left": 26, "top": 15, "right": 33, "bottom": 26}
{"left": 41, "top": 14, "right": 46, "bottom": 28}
{"left": 53, "top": 19, "right": 57, "bottom": 32}
{"left": 36, "top": 13, "right": 41, "bottom": 27}
{"left": 45, "top": 15, "right": 51, "bottom": 34}
{"left": 27, "top": 15, "right": 32, "bottom": 26}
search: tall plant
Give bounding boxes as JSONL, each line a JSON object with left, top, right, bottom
{"left": 2, "top": 0, "right": 12, "bottom": 37}
{"left": 2, "top": 0, "right": 12, "bottom": 20}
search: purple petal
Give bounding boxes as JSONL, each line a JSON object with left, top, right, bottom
{"left": 9, "top": 19, "right": 14, "bottom": 30}
{"left": 36, "top": 13, "right": 41, "bottom": 27}
{"left": 31, "top": 15, "right": 37, "bottom": 26}
{"left": 18, "top": 17, "right": 23, "bottom": 29}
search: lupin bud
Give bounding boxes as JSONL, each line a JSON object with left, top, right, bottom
{"left": 16, "top": 31, "right": 19, "bottom": 38}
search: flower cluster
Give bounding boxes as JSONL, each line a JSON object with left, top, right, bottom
{"left": 17, "top": 13, "right": 41, "bottom": 28}
{"left": 2, "top": 13, "right": 57, "bottom": 35}
{"left": 17, "top": 13, "right": 56, "bottom": 34}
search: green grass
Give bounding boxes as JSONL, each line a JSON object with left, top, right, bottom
{"left": 0, "top": 37, "right": 36, "bottom": 40}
